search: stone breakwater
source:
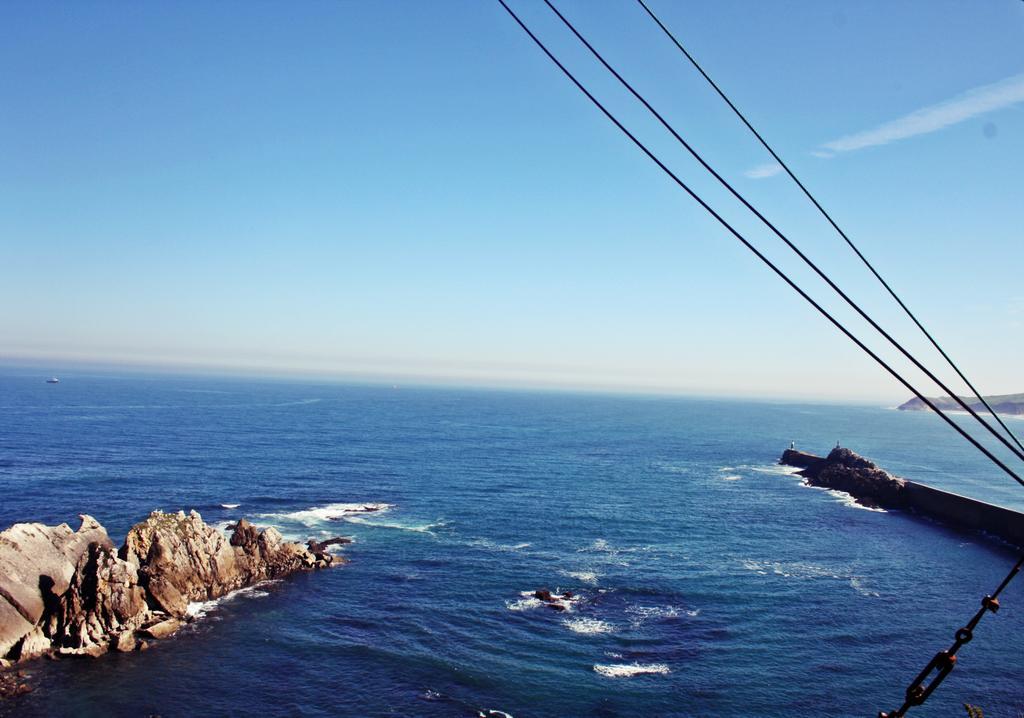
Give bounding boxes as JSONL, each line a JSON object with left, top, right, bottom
{"left": 0, "top": 510, "right": 347, "bottom": 675}
{"left": 781, "top": 447, "right": 907, "bottom": 510}
{"left": 781, "top": 447, "right": 1024, "bottom": 547}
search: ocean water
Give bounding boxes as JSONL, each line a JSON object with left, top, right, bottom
{"left": 1, "top": 371, "right": 1022, "bottom": 717}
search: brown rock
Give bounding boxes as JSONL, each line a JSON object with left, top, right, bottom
{"left": 123, "top": 511, "right": 247, "bottom": 617}
{"left": 112, "top": 630, "right": 138, "bottom": 653}
{"left": 58, "top": 642, "right": 107, "bottom": 658}
{"left": 54, "top": 542, "right": 150, "bottom": 655}
{"left": 0, "top": 515, "right": 112, "bottom": 659}
{"left": 0, "top": 601, "right": 34, "bottom": 662}
{"left": 140, "top": 618, "right": 181, "bottom": 640}
{"left": 1, "top": 509, "right": 345, "bottom": 665}
{"left": 14, "top": 626, "right": 49, "bottom": 662}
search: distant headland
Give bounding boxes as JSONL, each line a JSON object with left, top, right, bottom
{"left": 897, "top": 392, "right": 1024, "bottom": 415}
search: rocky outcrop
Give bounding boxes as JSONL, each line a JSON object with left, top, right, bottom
{"left": 119, "top": 512, "right": 336, "bottom": 618}
{"left": 533, "top": 589, "right": 576, "bottom": 612}
{"left": 0, "top": 510, "right": 347, "bottom": 671}
{"left": 781, "top": 447, "right": 907, "bottom": 510}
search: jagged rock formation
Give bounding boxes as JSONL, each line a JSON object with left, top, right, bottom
{"left": 0, "top": 510, "right": 346, "bottom": 668}
{"left": 898, "top": 392, "right": 1024, "bottom": 415}
{"left": 781, "top": 447, "right": 907, "bottom": 510}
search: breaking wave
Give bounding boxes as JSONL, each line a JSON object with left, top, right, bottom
{"left": 625, "top": 604, "right": 696, "bottom": 627}
{"left": 562, "top": 617, "right": 614, "bottom": 634}
{"left": 593, "top": 663, "right": 670, "bottom": 678}
{"left": 343, "top": 516, "right": 450, "bottom": 534}
{"left": 185, "top": 581, "right": 279, "bottom": 620}
{"left": 256, "top": 502, "right": 394, "bottom": 526}
{"left": 561, "top": 570, "right": 599, "bottom": 585}
{"left": 505, "top": 596, "right": 543, "bottom": 612}
{"left": 467, "top": 538, "right": 531, "bottom": 552}
{"left": 799, "top": 483, "right": 887, "bottom": 512}
{"left": 749, "top": 464, "right": 805, "bottom": 476}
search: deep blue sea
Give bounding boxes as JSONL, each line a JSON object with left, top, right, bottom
{"left": 1, "top": 371, "right": 1022, "bottom": 717}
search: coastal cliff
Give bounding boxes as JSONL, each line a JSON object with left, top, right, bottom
{"left": 898, "top": 392, "right": 1024, "bottom": 415}
{"left": 0, "top": 510, "right": 345, "bottom": 679}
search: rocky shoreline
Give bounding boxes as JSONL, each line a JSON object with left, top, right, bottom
{"left": 0, "top": 509, "right": 347, "bottom": 695}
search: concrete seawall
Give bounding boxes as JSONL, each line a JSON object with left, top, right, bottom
{"left": 781, "top": 448, "right": 1024, "bottom": 548}
{"left": 902, "top": 481, "right": 1024, "bottom": 547}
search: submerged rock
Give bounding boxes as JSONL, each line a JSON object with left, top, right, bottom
{"left": 0, "top": 510, "right": 348, "bottom": 674}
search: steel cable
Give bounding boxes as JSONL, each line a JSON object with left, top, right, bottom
{"left": 494, "top": 0, "right": 1024, "bottom": 490}
{"left": 634, "top": 0, "right": 1024, "bottom": 457}
{"left": 541, "top": 0, "right": 1024, "bottom": 471}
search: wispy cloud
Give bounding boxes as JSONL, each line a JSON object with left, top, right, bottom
{"left": 744, "top": 161, "right": 783, "bottom": 179}
{"left": 817, "top": 72, "right": 1024, "bottom": 156}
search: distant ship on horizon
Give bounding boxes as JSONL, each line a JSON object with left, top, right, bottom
{"left": 45, "top": 377, "right": 59, "bottom": 384}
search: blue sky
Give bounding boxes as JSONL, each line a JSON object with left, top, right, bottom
{"left": 2, "top": 1, "right": 1022, "bottom": 400}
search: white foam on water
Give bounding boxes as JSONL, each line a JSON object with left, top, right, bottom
{"left": 561, "top": 570, "right": 599, "bottom": 585}
{"left": 593, "top": 663, "right": 670, "bottom": 678}
{"left": 750, "top": 464, "right": 805, "bottom": 476}
{"left": 220, "top": 503, "right": 240, "bottom": 509}
{"left": 343, "top": 516, "right": 448, "bottom": 534}
{"left": 850, "top": 577, "right": 880, "bottom": 598}
{"left": 626, "top": 605, "right": 682, "bottom": 627}
{"left": 798, "top": 483, "right": 887, "bottom": 512}
{"left": 830, "top": 491, "right": 887, "bottom": 513}
{"left": 468, "top": 538, "right": 531, "bottom": 552}
{"left": 742, "top": 559, "right": 769, "bottom": 575}
{"left": 562, "top": 617, "right": 614, "bottom": 635}
{"left": 721, "top": 475, "right": 742, "bottom": 481}
{"left": 506, "top": 596, "right": 543, "bottom": 612}
{"left": 186, "top": 599, "right": 219, "bottom": 619}
{"left": 185, "top": 582, "right": 276, "bottom": 619}
{"left": 578, "top": 538, "right": 649, "bottom": 555}
{"left": 743, "top": 559, "right": 879, "bottom": 597}
{"left": 742, "top": 559, "right": 845, "bottom": 580}
{"left": 257, "top": 502, "right": 394, "bottom": 526}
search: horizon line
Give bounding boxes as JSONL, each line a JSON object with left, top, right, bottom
{"left": 0, "top": 351, "right": 900, "bottom": 406}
